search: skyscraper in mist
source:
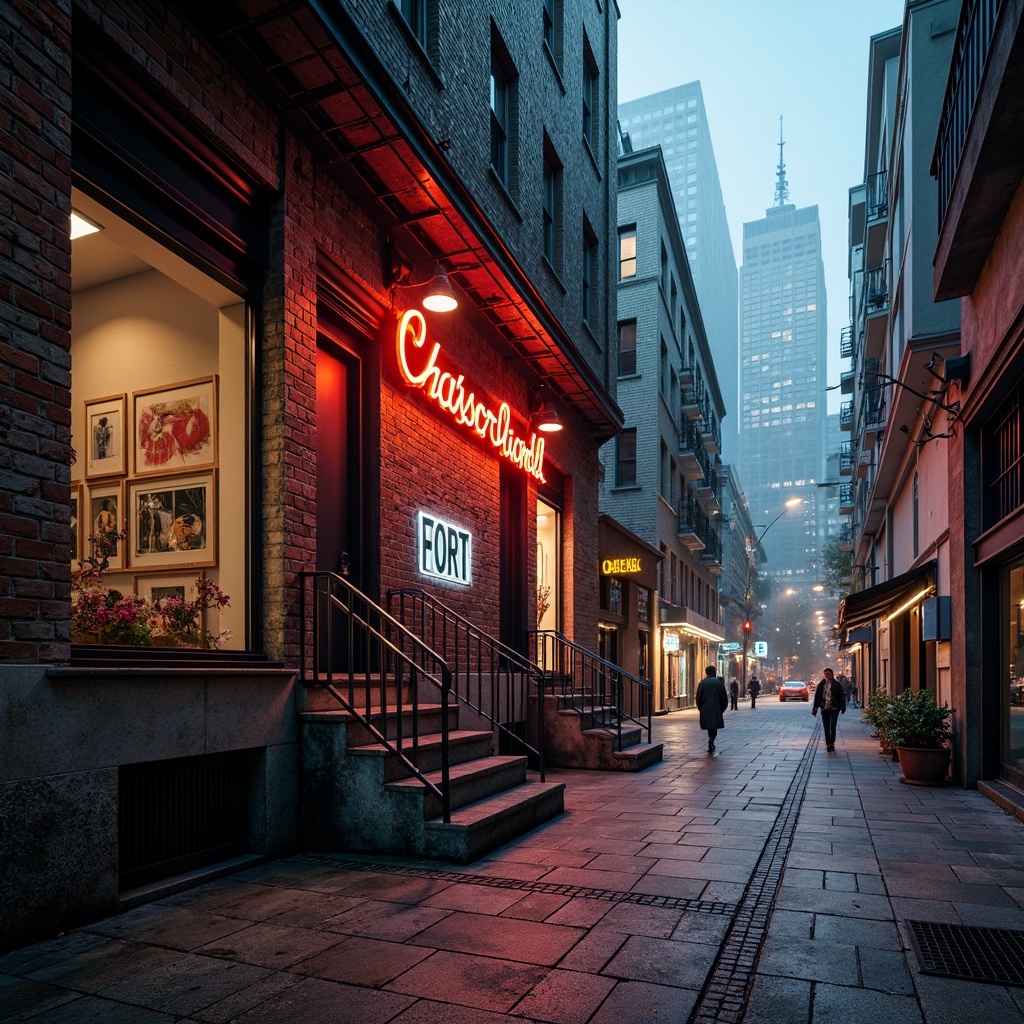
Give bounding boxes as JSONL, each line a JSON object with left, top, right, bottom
{"left": 618, "top": 82, "right": 739, "bottom": 462}
{"left": 738, "top": 135, "right": 827, "bottom": 583}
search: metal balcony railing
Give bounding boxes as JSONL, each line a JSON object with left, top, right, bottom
{"left": 839, "top": 440, "right": 853, "bottom": 474}
{"left": 865, "top": 263, "right": 889, "bottom": 313}
{"left": 840, "top": 401, "right": 853, "bottom": 429}
{"left": 866, "top": 169, "right": 889, "bottom": 221}
{"left": 934, "top": 0, "right": 1001, "bottom": 224}
{"left": 840, "top": 325, "right": 853, "bottom": 360}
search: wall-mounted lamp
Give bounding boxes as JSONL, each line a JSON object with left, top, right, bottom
{"left": 384, "top": 236, "right": 458, "bottom": 312}
{"left": 70, "top": 210, "right": 103, "bottom": 240}
{"left": 530, "top": 387, "right": 563, "bottom": 434}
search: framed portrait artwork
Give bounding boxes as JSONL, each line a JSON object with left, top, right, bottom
{"left": 70, "top": 483, "right": 82, "bottom": 565}
{"left": 84, "top": 394, "right": 127, "bottom": 478}
{"left": 128, "top": 472, "right": 216, "bottom": 570}
{"left": 132, "top": 376, "right": 217, "bottom": 477}
{"left": 87, "top": 481, "right": 124, "bottom": 571}
{"left": 135, "top": 573, "right": 200, "bottom": 609}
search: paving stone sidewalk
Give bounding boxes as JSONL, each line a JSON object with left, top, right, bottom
{"left": 4, "top": 700, "right": 1024, "bottom": 1023}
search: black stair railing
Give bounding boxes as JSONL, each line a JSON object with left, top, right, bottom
{"left": 299, "top": 571, "right": 452, "bottom": 822}
{"left": 527, "top": 630, "right": 652, "bottom": 752}
{"left": 388, "top": 588, "right": 546, "bottom": 781}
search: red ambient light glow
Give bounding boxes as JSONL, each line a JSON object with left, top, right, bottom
{"left": 397, "top": 309, "right": 547, "bottom": 482}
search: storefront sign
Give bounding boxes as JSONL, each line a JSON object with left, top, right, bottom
{"left": 397, "top": 310, "right": 546, "bottom": 482}
{"left": 417, "top": 511, "right": 472, "bottom": 586}
{"left": 601, "top": 557, "right": 642, "bottom": 575}
{"left": 720, "top": 642, "right": 741, "bottom": 653}
{"left": 663, "top": 634, "right": 680, "bottom": 652}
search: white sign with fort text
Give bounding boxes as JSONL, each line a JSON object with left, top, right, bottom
{"left": 417, "top": 511, "right": 472, "bottom": 587}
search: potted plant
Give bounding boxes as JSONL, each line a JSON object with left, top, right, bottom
{"left": 886, "top": 688, "right": 953, "bottom": 785}
{"left": 862, "top": 689, "right": 897, "bottom": 757}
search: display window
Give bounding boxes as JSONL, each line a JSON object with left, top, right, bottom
{"left": 1004, "top": 563, "right": 1024, "bottom": 772}
{"left": 536, "top": 498, "right": 561, "bottom": 632}
{"left": 70, "top": 190, "right": 250, "bottom": 650}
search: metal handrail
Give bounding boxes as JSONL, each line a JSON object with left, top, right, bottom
{"left": 299, "top": 571, "right": 452, "bottom": 822}
{"left": 527, "top": 630, "right": 652, "bottom": 752}
{"left": 388, "top": 588, "right": 546, "bottom": 780}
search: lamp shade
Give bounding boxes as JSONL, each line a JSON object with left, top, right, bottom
{"left": 421, "top": 264, "right": 458, "bottom": 312}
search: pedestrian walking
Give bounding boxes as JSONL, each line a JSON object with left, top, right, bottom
{"left": 812, "top": 666, "right": 847, "bottom": 752}
{"left": 748, "top": 674, "right": 761, "bottom": 709}
{"left": 696, "top": 665, "right": 728, "bottom": 753}
{"left": 729, "top": 676, "right": 739, "bottom": 711}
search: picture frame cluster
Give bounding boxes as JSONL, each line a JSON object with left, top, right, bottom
{"left": 74, "top": 376, "right": 218, "bottom": 575}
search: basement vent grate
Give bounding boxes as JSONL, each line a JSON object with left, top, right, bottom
{"left": 906, "top": 920, "right": 1024, "bottom": 986}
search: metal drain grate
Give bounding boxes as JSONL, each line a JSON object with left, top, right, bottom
{"left": 906, "top": 920, "right": 1024, "bottom": 986}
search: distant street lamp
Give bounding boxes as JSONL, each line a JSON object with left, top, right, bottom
{"left": 741, "top": 497, "right": 804, "bottom": 695}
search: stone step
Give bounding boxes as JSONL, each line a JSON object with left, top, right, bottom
{"left": 610, "top": 742, "right": 664, "bottom": 773}
{"left": 387, "top": 754, "right": 528, "bottom": 818}
{"left": 421, "top": 779, "right": 566, "bottom": 862}
{"left": 302, "top": 704, "right": 458, "bottom": 746}
{"left": 304, "top": 679, "right": 415, "bottom": 712}
{"left": 582, "top": 724, "right": 643, "bottom": 748}
{"left": 349, "top": 728, "right": 494, "bottom": 780}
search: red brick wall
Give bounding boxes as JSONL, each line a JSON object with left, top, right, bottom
{"left": 1, "top": 0, "right": 603, "bottom": 664}
{"left": 0, "top": 0, "right": 73, "bottom": 662}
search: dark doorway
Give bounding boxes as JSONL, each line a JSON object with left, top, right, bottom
{"left": 499, "top": 463, "right": 528, "bottom": 655}
{"left": 316, "top": 337, "right": 362, "bottom": 672}
{"left": 316, "top": 338, "right": 361, "bottom": 582}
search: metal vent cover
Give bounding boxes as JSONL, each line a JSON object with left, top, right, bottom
{"left": 906, "top": 920, "right": 1024, "bottom": 986}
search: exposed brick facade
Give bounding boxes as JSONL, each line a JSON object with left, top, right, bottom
{"left": 0, "top": 0, "right": 74, "bottom": 663}
{"left": 0, "top": 0, "right": 616, "bottom": 662}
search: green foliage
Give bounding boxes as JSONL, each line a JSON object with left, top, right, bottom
{"left": 820, "top": 532, "right": 852, "bottom": 596}
{"left": 882, "top": 689, "right": 952, "bottom": 750}
{"left": 861, "top": 688, "right": 891, "bottom": 735}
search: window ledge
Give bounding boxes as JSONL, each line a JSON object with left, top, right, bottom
{"left": 541, "top": 255, "right": 567, "bottom": 293}
{"left": 488, "top": 167, "right": 523, "bottom": 221}
{"left": 610, "top": 484, "right": 642, "bottom": 493}
{"left": 543, "top": 43, "right": 566, "bottom": 94}
{"left": 387, "top": 2, "right": 445, "bottom": 91}
{"left": 583, "top": 135, "right": 602, "bottom": 180}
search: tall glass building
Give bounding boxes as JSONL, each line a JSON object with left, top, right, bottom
{"left": 738, "top": 148, "right": 828, "bottom": 584}
{"left": 618, "top": 83, "right": 739, "bottom": 462}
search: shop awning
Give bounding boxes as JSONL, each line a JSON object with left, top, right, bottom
{"left": 837, "top": 560, "right": 937, "bottom": 633}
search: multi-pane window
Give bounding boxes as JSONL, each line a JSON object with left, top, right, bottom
{"left": 582, "top": 224, "right": 597, "bottom": 325}
{"left": 618, "top": 320, "right": 637, "bottom": 376}
{"left": 582, "top": 36, "right": 597, "bottom": 150}
{"left": 616, "top": 429, "right": 637, "bottom": 487}
{"left": 490, "top": 61, "right": 508, "bottom": 185}
{"left": 542, "top": 140, "right": 562, "bottom": 269}
{"left": 400, "top": 0, "right": 427, "bottom": 46}
{"left": 619, "top": 227, "right": 636, "bottom": 279}
{"left": 543, "top": 160, "right": 555, "bottom": 263}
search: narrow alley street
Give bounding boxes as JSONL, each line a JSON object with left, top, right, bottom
{"left": 4, "top": 700, "right": 1024, "bottom": 1024}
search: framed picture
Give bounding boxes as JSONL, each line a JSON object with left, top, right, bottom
{"left": 70, "top": 483, "right": 82, "bottom": 565}
{"left": 128, "top": 472, "right": 216, "bottom": 569}
{"left": 84, "top": 394, "right": 127, "bottom": 478}
{"left": 135, "top": 573, "right": 200, "bottom": 609}
{"left": 87, "top": 481, "right": 125, "bottom": 571}
{"left": 132, "top": 376, "right": 217, "bottom": 477}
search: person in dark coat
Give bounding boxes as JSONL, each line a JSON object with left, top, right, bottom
{"left": 748, "top": 675, "right": 761, "bottom": 708}
{"left": 729, "top": 677, "right": 740, "bottom": 711}
{"left": 697, "top": 665, "right": 729, "bottom": 753}
{"left": 812, "top": 666, "right": 847, "bottom": 753}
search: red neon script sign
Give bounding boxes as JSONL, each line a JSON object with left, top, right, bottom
{"left": 397, "top": 309, "right": 547, "bottom": 482}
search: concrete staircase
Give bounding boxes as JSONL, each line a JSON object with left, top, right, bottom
{"left": 541, "top": 687, "right": 663, "bottom": 771}
{"left": 300, "top": 681, "right": 565, "bottom": 863}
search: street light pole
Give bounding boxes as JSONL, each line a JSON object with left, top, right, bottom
{"left": 741, "top": 498, "right": 804, "bottom": 697}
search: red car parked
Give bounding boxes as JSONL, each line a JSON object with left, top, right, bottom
{"left": 779, "top": 680, "right": 810, "bottom": 702}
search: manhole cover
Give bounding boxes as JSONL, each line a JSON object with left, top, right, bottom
{"left": 906, "top": 920, "right": 1024, "bottom": 986}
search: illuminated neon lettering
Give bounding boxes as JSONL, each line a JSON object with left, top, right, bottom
{"left": 398, "top": 309, "right": 547, "bottom": 482}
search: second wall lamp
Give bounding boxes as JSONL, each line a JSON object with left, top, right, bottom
{"left": 384, "top": 236, "right": 458, "bottom": 312}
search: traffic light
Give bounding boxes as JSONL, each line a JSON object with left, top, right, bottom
{"left": 742, "top": 620, "right": 753, "bottom": 633}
